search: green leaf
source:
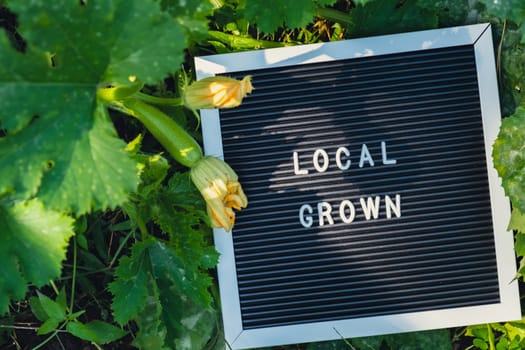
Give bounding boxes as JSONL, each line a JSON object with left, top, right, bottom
{"left": 40, "top": 105, "right": 139, "bottom": 213}
{"left": 345, "top": 0, "right": 438, "bottom": 38}
{"left": 416, "top": 0, "right": 475, "bottom": 27}
{"left": 76, "top": 234, "right": 89, "bottom": 251}
{"left": 0, "top": 101, "right": 139, "bottom": 214}
{"left": 497, "top": 337, "right": 509, "bottom": 350}
{"left": 382, "top": 329, "right": 453, "bottom": 350}
{"left": 0, "top": 199, "right": 74, "bottom": 314}
{"left": 500, "top": 31, "right": 525, "bottom": 117}
{"left": 136, "top": 153, "right": 170, "bottom": 190}
{"left": 7, "top": 0, "right": 187, "bottom": 85}
{"left": 148, "top": 239, "right": 212, "bottom": 306}
{"left": 506, "top": 320, "right": 525, "bottom": 342}
{"left": 307, "top": 340, "right": 354, "bottom": 350}
{"left": 160, "top": 0, "right": 214, "bottom": 40}
{"left": 479, "top": 0, "right": 525, "bottom": 27}
{"left": 174, "top": 302, "right": 216, "bottom": 350}
{"left": 29, "top": 296, "right": 49, "bottom": 322}
{"left": 516, "top": 233, "right": 525, "bottom": 256}
{"left": 156, "top": 173, "right": 219, "bottom": 271}
{"left": 37, "top": 318, "right": 60, "bottom": 335}
{"left": 122, "top": 171, "right": 217, "bottom": 302}
{"left": 132, "top": 280, "right": 169, "bottom": 350}
{"left": 509, "top": 208, "right": 525, "bottom": 234}
{"left": 56, "top": 288, "right": 68, "bottom": 316}
{"left": 66, "top": 320, "right": 127, "bottom": 344}
{"left": 480, "top": 0, "right": 525, "bottom": 43}
{"left": 244, "top": 0, "right": 338, "bottom": 33}
{"left": 493, "top": 106, "right": 525, "bottom": 213}
{"left": 37, "top": 292, "right": 66, "bottom": 322}
{"left": 350, "top": 335, "right": 385, "bottom": 350}
{"left": 109, "top": 248, "right": 149, "bottom": 326}
{"left": 352, "top": 0, "right": 374, "bottom": 4}
{"left": 0, "top": 0, "right": 189, "bottom": 214}
{"left": 110, "top": 237, "right": 217, "bottom": 348}
{"left": 517, "top": 257, "right": 525, "bottom": 279}
{"left": 474, "top": 338, "right": 489, "bottom": 350}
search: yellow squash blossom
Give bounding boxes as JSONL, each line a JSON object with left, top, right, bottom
{"left": 190, "top": 156, "right": 248, "bottom": 231}
{"left": 183, "top": 75, "right": 253, "bottom": 109}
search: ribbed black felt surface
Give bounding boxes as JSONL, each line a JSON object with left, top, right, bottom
{"left": 217, "top": 44, "right": 499, "bottom": 329}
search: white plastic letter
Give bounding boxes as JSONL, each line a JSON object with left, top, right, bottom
{"left": 335, "top": 147, "right": 351, "bottom": 170}
{"left": 317, "top": 202, "right": 334, "bottom": 226}
{"left": 360, "top": 196, "right": 380, "bottom": 220}
{"left": 359, "top": 144, "right": 375, "bottom": 168}
{"left": 313, "top": 149, "right": 329, "bottom": 173}
{"left": 385, "top": 194, "right": 401, "bottom": 219}
{"left": 381, "top": 141, "right": 397, "bottom": 165}
{"left": 339, "top": 200, "right": 355, "bottom": 223}
{"left": 293, "top": 151, "right": 309, "bottom": 175}
{"left": 299, "top": 204, "right": 313, "bottom": 228}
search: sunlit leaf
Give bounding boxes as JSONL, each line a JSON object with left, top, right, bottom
{"left": 0, "top": 199, "right": 74, "bottom": 314}
{"left": 493, "top": 106, "right": 525, "bottom": 213}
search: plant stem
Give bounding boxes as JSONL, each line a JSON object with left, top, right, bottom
{"left": 49, "top": 280, "right": 60, "bottom": 296}
{"left": 97, "top": 83, "right": 143, "bottom": 103}
{"left": 497, "top": 20, "right": 506, "bottom": 92}
{"left": 207, "top": 30, "right": 286, "bottom": 49}
{"left": 32, "top": 330, "right": 60, "bottom": 350}
{"left": 69, "top": 237, "right": 77, "bottom": 314}
{"left": 315, "top": 7, "right": 353, "bottom": 26}
{"left": 136, "top": 215, "right": 149, "bottom": 241}
{"left": 135, "top": 92, "right": 183, "bottom": 106}
{"left": 109, "top": 229, "right": 134, "bottom": 268}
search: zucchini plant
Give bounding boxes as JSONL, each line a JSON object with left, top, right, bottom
{"left": 0, "top": 0, "right": 524, "bottom": 349}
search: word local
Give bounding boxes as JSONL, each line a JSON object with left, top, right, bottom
{"left": 293, "top": 141, "right": 396, "bottom": 174}
{"left": 299, "top": 194, "right": 401, "bottom": 228}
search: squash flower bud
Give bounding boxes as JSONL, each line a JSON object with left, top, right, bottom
{"left": 183, "top": 75, "right": 253, "bottom": 109}
{"left": 190, "top": 156, "right": 248, "bottom": 231}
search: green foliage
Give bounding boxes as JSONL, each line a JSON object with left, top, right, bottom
{"left": 0, "top": 200, "right": 74, "bottom": 314}
{"left": 465, "top": 321, "right": 525, "bottom": 350}
{"left": 493, "top": 106, "right": 525, "bottom": 213}
{"left": 66, "top": 320, "right": 127, "bottom": 345}
{"left": 110, "top": 152, "right": 219, "bottom": 349}
{"left": 243, "top": 0, "right": 338, "bottom": 33}
{"left": 110, "top": 238, "right": 217, "bottom": 349}
{"left": 0, "top": 0, "right": 192, "bottom": 214}
{"left": 160, "top": 0, "right": 215, "bottom": 40}
{"left": 351, "top": 329, "right": 453, "bottom": 350}
{"left": 0, "top": 0, "right": 194, "bottom": 314}
{"left": 479, "top": 0, "right": 525, "bottom": 42}
{"left": 416, "top": 0, "right": 477, "bottom": 27}
{"left": 1, "top": 0, "right": 525, "bottom": 349}
{"left": 498, "top": 25, "right": 525, "bottom": 117}
{"left": 304, "top": 329, "right": 453, "bottom": 350}
{"left": 345, "top": 0, "right": 438, "bottom": 38}
{"left": 29, "top": 287, "right": 126, "bottom": 345}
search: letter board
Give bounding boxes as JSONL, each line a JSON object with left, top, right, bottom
{"left": 195, "top": 24, "right": 521, "bottom": 349}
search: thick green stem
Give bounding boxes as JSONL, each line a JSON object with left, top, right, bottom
{"left": 135, "top": 92, "right": 183, "bottom": 106}
{"left": 315, "top": 7, "right": 353, "bottom": 26}
{"left": 208, "top": 30, "right": 287, "bottom": 49}
{"left": 97, "top": 83, "right": 144, "bottom": 103}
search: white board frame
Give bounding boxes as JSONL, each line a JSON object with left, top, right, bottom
{"left": 195, "top": 23, "right": 521, "bottom": 349}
